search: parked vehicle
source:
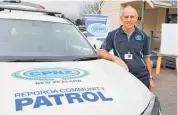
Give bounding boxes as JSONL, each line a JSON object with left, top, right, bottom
{"left": 0, "top": 5, "right": 162, "bottom": 115}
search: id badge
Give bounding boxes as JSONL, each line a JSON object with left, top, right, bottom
{"left": 124, "top": 53, "right": 133, "bottom": 60}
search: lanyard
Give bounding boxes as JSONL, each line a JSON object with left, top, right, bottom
{"left": 126, "top": 33, "right": 132, "bottom": 54}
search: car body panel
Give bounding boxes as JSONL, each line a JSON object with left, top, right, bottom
{"left": 0, "top": 12, "right": 69, "bottom": 23}
{"left": 1, "top": 59, "right": 151, "bottom": 115}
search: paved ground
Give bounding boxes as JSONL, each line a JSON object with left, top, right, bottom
{"left": 152, "top": 68, "right": 177, "bottom": 115}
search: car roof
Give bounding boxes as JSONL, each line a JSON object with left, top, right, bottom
{"left": 0, "top": 11, "right": 70, "bottom": 24}
{"left": 0, "top": 1, "right": 44, "bottom": 9}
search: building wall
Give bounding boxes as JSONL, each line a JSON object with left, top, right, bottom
{"left": 169, "top": 8, "right": 177, "bottom": 14}
{"left": 101, "top": 1, "right": 143, "bottom": 31}
{"left": 156, "top": 8, "right": 166, "bottom": 31}
{"left": 101, "top": 1, "right": 122, "bottom": 30}
{"left": 154, "top": 8, "right": 177, "bottom": 38}
{"left": 101, "top": 1, "right": 158, "bottom": 35}
{"left": 101, "top": 1, "right": 177, "bottom": 36}
{"left": 140, "top": 9, "right": 157, "bottom": 35}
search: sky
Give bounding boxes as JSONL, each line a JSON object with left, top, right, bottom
{"left": 21, "top": 0, "right": 98, "bottom": 21}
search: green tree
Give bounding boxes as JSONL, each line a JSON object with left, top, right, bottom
{"left": 75, "top": 18, "right": 83, "bottom": 26}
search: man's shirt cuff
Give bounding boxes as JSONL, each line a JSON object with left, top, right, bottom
{"left": 144, "top": 54, "right": 151, "bottom": 57}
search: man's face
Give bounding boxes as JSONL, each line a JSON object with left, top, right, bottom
{"left": 121, "top": 9, "right": 137, "bottom": 29}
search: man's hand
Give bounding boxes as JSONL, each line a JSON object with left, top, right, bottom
{"left": 149, "top": 76, "right": 155, "bottom": 92}
{"left": 97, "top": 50, "right": 129, "bottom": 71}
{"left": 112, "top": 56, "right": 129, "bottom": 71}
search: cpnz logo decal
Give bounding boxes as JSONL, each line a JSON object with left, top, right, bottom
{"left": 87, "top": 23, "right": 108, "bottom": 36}
{"left": 12, "top": 68, "right": 89, "bottom": 80}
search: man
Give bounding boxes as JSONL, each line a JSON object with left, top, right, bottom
{"left": 97, "top": 5, "right": 154, "bottom": 91}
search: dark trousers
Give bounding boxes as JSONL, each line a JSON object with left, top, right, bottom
{"left": 140, "top": 78, "right": 150, "bottom": 88}
{"left": 130, "top": 70, "right": 150, "bottom": 88}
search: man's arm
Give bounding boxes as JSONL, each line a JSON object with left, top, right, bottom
{"left": 97, "top": 50, "right": 113, "bottom": 61}
{"left": 98, "top": 31, "right": 115, "bottom": 61}
{"left": 98, "top": 32, "right": 129, "bottom": 71}
{"left": 142, "top": 32, "right": 154, "bottom": 91}
{"left": 144, "top": 57, "right": 152, "bottom": 77}
{"left": 145, "top": 56, "right": 154, "bottom": 92}
{"left": 97, "top": 50, "right": 129, "bottom": 71}
{"left": 142, "top": 32, "right": 152, "bottom": 78}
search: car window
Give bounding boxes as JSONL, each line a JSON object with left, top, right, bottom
{"left": 0, "top": 19, "right": 96, "bottom": 59}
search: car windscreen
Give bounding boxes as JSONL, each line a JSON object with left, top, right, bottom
{"left": 0, "top": 19, "right": 96, "bottom": 61}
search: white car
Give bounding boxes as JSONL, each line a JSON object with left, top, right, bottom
{"left": 0, "top": 6, "right": 162, "bottom": 115}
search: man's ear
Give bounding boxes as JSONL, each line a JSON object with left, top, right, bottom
{"left": 120, "top": 16, "right": 123, "bottom": 25}
{"left": 135, "top": 16, "right": 138, "bottom": 23}
{"left": 136, "top": 16, "right": 138, "bottom": 21}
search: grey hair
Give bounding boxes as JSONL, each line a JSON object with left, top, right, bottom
{"left": 120, "top": 5, "right": 138, "bottom": 18}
